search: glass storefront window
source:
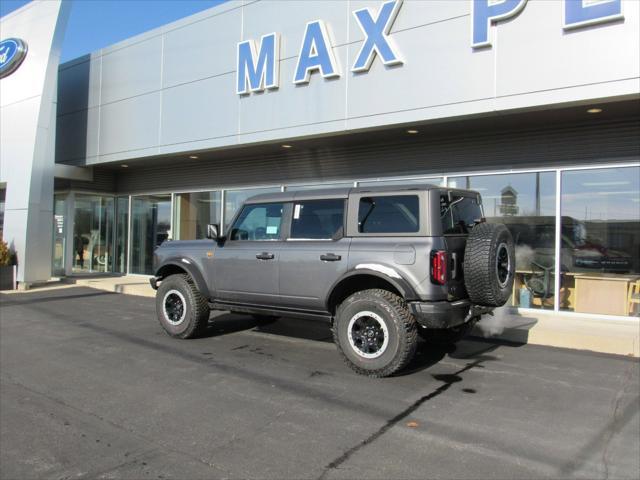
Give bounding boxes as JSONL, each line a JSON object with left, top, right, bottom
{"left": 560, "top": 167, "right": 640, "bottom": 316}
{"left": 358, "top": 177, "right": 444, "bottom": 187}
{"left": 285, "top": 182, "right": 354, "bottom": 191}
{"left": 174, "top": 191, "right": 221, "bottom": 240}
{"left": 72, "top": 195, "right": 115, "bottom": 273}
{"left": 114, "top": 197, "right": 129, "bottom": 274}
{"left": 130, "top": 195, "right": 171, "bottom": 275}
{"left": 450, "top": 172, "right": 557, "bottom": 310}
{"left": 52, "top": 194, "right": 67, "bottom": 276}
{"left": 0, "top": 188, "right": 5, "bottom": 238}
{"left": 224, "top": 187, "right": 280, "bottom": 231}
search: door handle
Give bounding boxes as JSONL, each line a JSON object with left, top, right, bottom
{"left": 256, "top": 252, "right": 275, "bottom": 260}
{"left": 320, "top": 253, "right": 342, "bottom": 262}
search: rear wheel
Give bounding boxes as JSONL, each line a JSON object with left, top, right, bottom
{"left": 333, "top": 289, "right": 418, "bottom": 377}
{"left": 156, "top": 274, "right": 210, "bottom": 339}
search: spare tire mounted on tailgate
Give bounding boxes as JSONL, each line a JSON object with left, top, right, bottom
{"left": 463, "top": 222, "right": 515, "bottom": 307}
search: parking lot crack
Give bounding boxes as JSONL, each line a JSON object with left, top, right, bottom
{"left": 601, "top": 362, "right": 635, "bottom": 480}
{"left": 317, "top": 360, "right": 483, "bottom": 479}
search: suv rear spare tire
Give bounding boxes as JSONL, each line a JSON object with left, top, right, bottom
{"left": 333, "top": 289, "right": 418, "bottom": 377}
{"left": 156, "top": 274, "right": 210, "bottom": 339}
{"left": 463, "top": 223, "right": 515, "bottom": 307}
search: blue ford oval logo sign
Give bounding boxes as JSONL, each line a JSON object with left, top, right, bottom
{"left": 0, "top": 38, "right": 28, "bottom": 79}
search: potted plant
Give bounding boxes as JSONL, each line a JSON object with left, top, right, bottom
{"left": 0, "top": 239, "right": 16, "bottom": 290}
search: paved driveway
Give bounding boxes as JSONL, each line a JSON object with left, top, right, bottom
{"left": 1, "top": 287, "right": 638, "bottom": 479}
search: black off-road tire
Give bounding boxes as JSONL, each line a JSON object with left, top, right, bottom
{"left": 464, "top": 223, "right": 515, "bottom": 307}
{"left": 156, "top": 274, "right": 210, "bottom": 339}
{"left": 418, "top": 320, "right": 475, "bottom": 345}
{"left": 333, "top": 289, "right": 418, "bottom": 378}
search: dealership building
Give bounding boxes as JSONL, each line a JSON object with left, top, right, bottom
{"left": 1, "top": 1, "right": 639, "bottom": 350}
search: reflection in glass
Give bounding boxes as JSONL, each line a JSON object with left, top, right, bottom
{"left": 130, "top": 195, "right": 171, "bottom": 275}
{"left": 560, "top": 167, "right": 640, "bottom": 316}
{"left": 230, "top": 203, "right": 284, "bottom": 241}
{"left": 174, "top": 191, "right": 221, "bottom": 240}
{"left": 114, "top": 197, "right": 129, "bottom": 273}
{"left": 358, "top": 177, "right": 444, "bottom": 187}
{"left": 450, "top": 173, "right": 557, "bottom": 309}
{"left": 224, "top": 187, "right": 280, "bottom": 231}
{"left": 52, "top": 194, "right": 67, "bottom": 276}
{"left": 0, "top": 188, "right": 5, "bottom": 238}
{"left": 72, "top": 195, "right": 114, "bottom": 273}
{"left": 285, "top": 182, "right": 354, "bottom": 191}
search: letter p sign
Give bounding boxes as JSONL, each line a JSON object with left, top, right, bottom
{"left": 472, "top": 0, "right": 528, "bottom": 48}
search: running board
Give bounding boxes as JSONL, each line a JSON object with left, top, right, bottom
{"left": 209, "top": 301, "right": 333, "bottom": 322}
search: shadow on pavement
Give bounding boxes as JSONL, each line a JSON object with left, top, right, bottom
{"left": 203, "top": 313, "right": 335, "bottom": 343}
{"left": 206, "top": 312, "right": 529, "bottom": 376}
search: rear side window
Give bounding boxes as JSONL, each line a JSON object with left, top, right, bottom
{"left": 290, "top": 199, "right": 345, "bottom": 239}
{"left": 441, "top": 194, "right": 483, "bottom": 234}
{"left": 358, "top": 195, "right": 419, "bottom": 233}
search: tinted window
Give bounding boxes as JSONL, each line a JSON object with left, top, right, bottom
{"left": 230, "top": 203, "right": 284, "bottom": 241}
{"left": 224, "top": 187, "right": 280, "bottom": 230}
{"left": 440, "top": 194, "right": 483, "bottom": 234}
{"left": 291, "top": 199, "right": 345, "bottom": 239}
{"left": 358, "top": 195, "right": 419, "bottom": 233}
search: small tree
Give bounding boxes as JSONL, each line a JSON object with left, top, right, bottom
{"left": 0, "top": 239, "right": 13, "bottom": 267}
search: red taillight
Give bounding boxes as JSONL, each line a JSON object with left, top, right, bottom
{"left": 431, "top": 250, "right": 447, "bottom": 285}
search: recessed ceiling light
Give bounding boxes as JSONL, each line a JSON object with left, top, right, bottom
{"left": 587, "top": 108, "right": 602, "bottom": 114}
{"left": 281, "top": 144, "right": 292, "bottom": 148}
{"left": 407, "top": 129, "right": 419, "bottom": 134}
{"left": 189, "top": 155, "right": 199, "bottom": 159}
{"left": 121, "top": 164, "right": 128, "bottom": 168}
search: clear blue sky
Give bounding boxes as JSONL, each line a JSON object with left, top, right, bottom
{"left": 1, "top": 0, "right": 226, "bottom": 63}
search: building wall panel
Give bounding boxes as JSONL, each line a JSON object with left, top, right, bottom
{"left": 115, "top": 117, "right": 640, "bottom": 194}
{"left": 100, "top": 37, "right": 162, "bottom": 104}
{"left": 99, "top": 93, "right": 161, "bottom": 156}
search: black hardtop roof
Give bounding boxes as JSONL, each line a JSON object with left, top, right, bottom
{"left": 245, "top": 183, "right": 452, "bottom": 204}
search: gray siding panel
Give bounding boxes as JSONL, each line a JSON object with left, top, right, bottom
{"left": 114, "top": 117, "right": 640, "bottom": 195}
{"left": 53, "top": 0, "right": 640, "bottom": 167}
{"left": 55, "top": 169, "right": 116, "bottom": 193}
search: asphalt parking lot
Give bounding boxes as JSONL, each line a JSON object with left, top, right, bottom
{"left": 1, "top": 287, "right": 638, "bottom": 480}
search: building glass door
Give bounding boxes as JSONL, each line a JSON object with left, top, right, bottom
{"left": 72, "top": 195, "right": 115, "bottom": 273}
{"left": 130, "top": 195, "right": 171, "bottom": 274}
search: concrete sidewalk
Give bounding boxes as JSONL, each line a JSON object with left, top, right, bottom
{"left": 69, "top": 274, "right": 154, "bottom": 297}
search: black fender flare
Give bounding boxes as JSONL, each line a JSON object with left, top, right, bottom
{"left": 324, "top": 267, "right": 419, "bottom": 311}
{"left": 155, "top": 259, "right": 209, "bottom": 297}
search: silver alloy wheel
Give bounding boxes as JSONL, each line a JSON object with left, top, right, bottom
{"left": 163, "top": 289, "right": 187, "bottom": 325}
{"left": 495, "top": 242, "right": 511, "bottom": 289}
{"left": 347, "top": 311, "right": 389, "bottom": 359}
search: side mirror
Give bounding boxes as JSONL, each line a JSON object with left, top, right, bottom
{"left": 206, "top": 224, "right": 220, "bottom": 240}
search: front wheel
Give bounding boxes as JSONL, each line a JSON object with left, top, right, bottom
{"left": 333, "top": 289, "right": 418, "bottom": 377}
{"left": 156, "top": 274, "right": 210, "bottom": 339}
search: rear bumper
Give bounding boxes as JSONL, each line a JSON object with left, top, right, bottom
{"left": 408, "top": 299, "right": 493, "bottom": 329}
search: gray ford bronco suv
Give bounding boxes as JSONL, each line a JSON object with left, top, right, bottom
{"left": 150, "top": 185, "right": 515, "bottom": 377}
